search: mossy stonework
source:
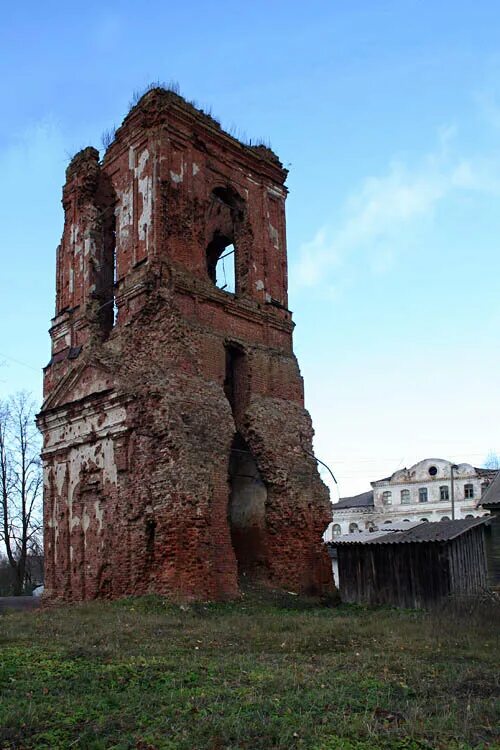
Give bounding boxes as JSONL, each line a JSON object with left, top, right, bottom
{"left": 37, "top": 89, "right": 333, "bottom": 602}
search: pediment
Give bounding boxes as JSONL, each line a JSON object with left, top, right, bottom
{"left": 41, "top": 360, "right": 115, "bottom": 412}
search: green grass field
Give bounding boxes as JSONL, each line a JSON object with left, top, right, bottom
{"left": 0, "top": 586, "right": 498, "bottom": 750}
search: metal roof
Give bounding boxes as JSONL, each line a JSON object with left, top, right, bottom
{"left": 328, "top": 517, "right": 490, "bottom": 546}
{"left": 329, "top": 521, "right": 420, "bottom": 547}
{"left": 479, "top": 471, "right": 500, "bottom": 509}
{"left": 376, "top": 521, "right": 422, "bottom": 532}
{"left": 475, "top": 467, "right": 499, "bottom": 480}
{"left": 332, "top": 490, "right": 374, "bottom": 510}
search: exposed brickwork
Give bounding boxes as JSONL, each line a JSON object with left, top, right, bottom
{"left": 37, "top": 89, "right": 333, "bottom": 602}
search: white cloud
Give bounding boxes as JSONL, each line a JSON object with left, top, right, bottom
{"left": 291, "top": 130, "right": 500, "bottom": 292}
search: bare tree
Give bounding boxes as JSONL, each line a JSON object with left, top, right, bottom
{"left": 0, "top": 393, "right": 42, "bottom": 595}
{"left": 484, "top": 451, "right": 500, "bottom": 470}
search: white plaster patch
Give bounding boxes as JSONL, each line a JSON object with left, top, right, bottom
{"left": 268, "top": 224, "right": 279, "bottom": 248}
{"left": 69, "top": 268, "right": 74, "bottom": 294}
{"left": 138, "top": 174, "right": 152, "bottom": 248}
{"left": 128, "top": 146, "right": 136, "bottom": 171}
{"left": 73, "top": 235, "right": 83, "bottom": 256}
{"left": 65, "top": 441, "right": 107, "bottom": 505}
{"left": 55, "top": 463, "right": 67, "bottom": 497}
{"left": 267, "top": 186, "right": 285, "bottom": 199}
{"left": 135, "top": 148, "right": 149, "bottom": 178}
{"left": 84, "top": 237, "right": 94, "bottom": 257}
{"left": 70, "top": 515, "right": 80, "bottom": 530}
{"left": 95, "top": 500, "right": 103, "bottom": 533}
{"left": 116, "top": 186, "right": 133, "bottom": 239}
{"left": 45, "top": 403, "right": 126, "bottom": 451}
{"left": 255, "top": 279, "right": 265, "bottom": 291}
{"left": 170, "top": 162, "right": 184, "bottom": 183}
{"left": 82, "top": 507, "right": 90, "bottom": 534}
{"left": 102, "top": 439, "right": 118, "bottom": 485}
{"left": 49, "top": 428, "right": 119, "bottom": 565}
{"left": 192, "top": 163, "right": 200, "bottom": 176}
{"left": 43, "top": 464, "right": 51, "bottom": 493}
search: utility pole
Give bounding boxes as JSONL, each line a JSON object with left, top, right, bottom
{"left": 450, "top": 463, "right": 458, "bottom": 520}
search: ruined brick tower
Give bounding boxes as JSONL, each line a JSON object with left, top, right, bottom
{"left": 37, "top": 88, "right": 333, "bottom": 601}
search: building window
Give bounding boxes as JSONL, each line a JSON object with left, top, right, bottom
{"left": 400, "top": 489, "right": 411, "bottom": 505}
{"left": 382, "top": 491, "right": 392, "bottom": 505}
{"left": 349, "top": 522, "right": 359, "bottom": 533}
{"left": 365, "top": 520, "right": 375, "bottom": 532}
{"left": 441, "top": 516, "right": 450, "bottom": 521}
{"left": 383, "top": 520, "right": 392, "bottom": 524}
{"left": 428, "top": 465, "right": 438, "bottom": 476}
{"left": 418, "top": 487, "right": 428, "bottom": 503}
{"left": 440, "top": 485, "right": 449, "bottom": 501}
{"left": 420, "top": 518, "right": 429, "bottom": 522}
{"left": 332, "top": 523, "right": 341, "bottom": 537}
{"left": 464, "top": 483, "right": 474, "bottom": 499}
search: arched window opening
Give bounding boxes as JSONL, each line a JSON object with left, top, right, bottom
{"left": 420, "top": 518, "right": 429, "bottom": 522}
{"left": 365, "top": 521, "right": 375, "bottom": 532}
{"left": 332, "top": 523, "right": 342, "bottom": 537}
{"left": 441, "top": 516, "right": 450, "bottom": 521}
{"left": 349, "top": 522, "right": 359, "bottom": 533}
{"left": 206, "top": 236, "right": 235, "bottom": 293}
{"left": 206, "top": 186, "right": 245, "bottom": 294}
{"left": 228, "top": 432, "right": 267, "bottom": 577}
{"left": 383, "top": 520, "right": 392, "bottom": 524}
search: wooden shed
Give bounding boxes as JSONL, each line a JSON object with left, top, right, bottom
{"left": 479, "top": 473, "right": 500, "bottom": 588}
{"left": 328, "top": 518, "right": 490, "bottom": 609}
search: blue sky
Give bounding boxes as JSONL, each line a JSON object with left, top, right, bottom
{"left": 1, "top": 1, "right": 499, "bottom": 496}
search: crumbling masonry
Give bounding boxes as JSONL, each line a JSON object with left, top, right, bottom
{"left": 37, "top": 89, "right": 333, "bottom": 601}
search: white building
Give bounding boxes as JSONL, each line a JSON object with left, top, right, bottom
{"left": 327, "top": 458, "right": 495, "bottom": 539}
